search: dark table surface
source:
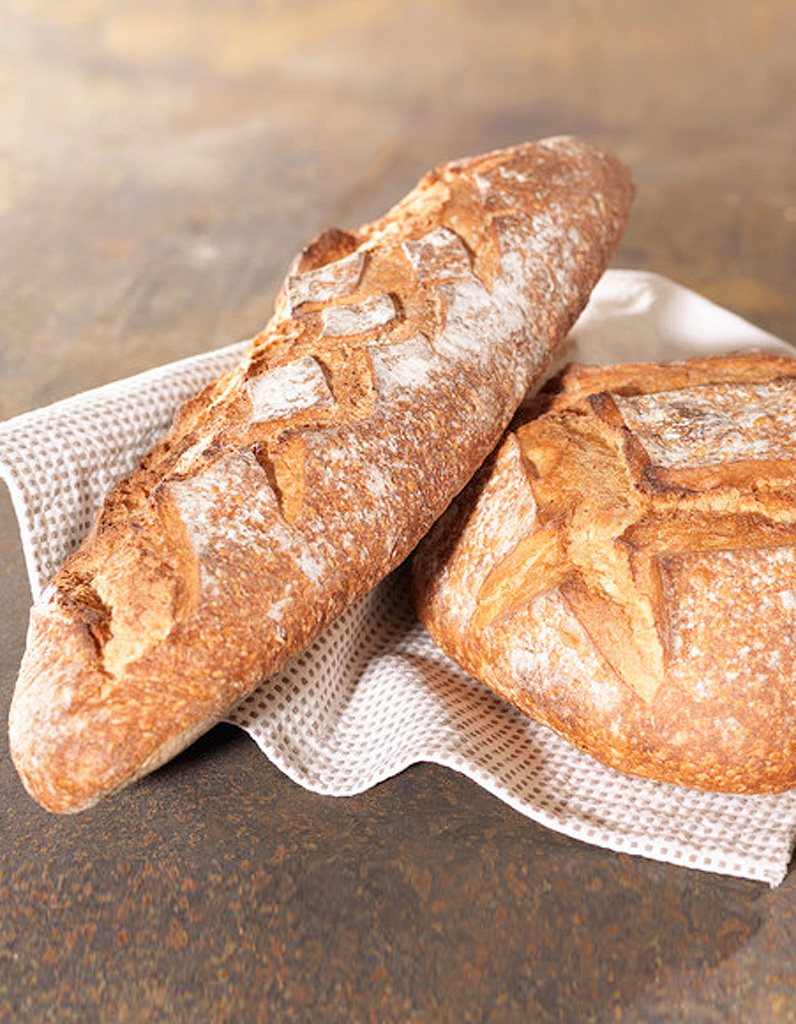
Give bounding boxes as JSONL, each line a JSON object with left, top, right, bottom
{"left": 1, "top": 2, "right": 795, "bottom": 1021}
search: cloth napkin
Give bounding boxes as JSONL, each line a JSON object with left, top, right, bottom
{"left": 2, "top": 269, "right": 796, "bottom": 887}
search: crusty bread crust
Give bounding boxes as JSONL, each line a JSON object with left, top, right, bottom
{"left": 9, "top": 137, "right": 633, "bottom": 812}
{"left": 413, "top": 352, "right": 796, "bottom": 794}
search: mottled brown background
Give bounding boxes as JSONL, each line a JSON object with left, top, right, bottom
{"left": 1, "top": 1, "right": 795, "bottom": 1021}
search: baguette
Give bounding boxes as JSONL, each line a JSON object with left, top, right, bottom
{"left": 413, "top": 352, "right": 796, "bottom": 793}
{"left": 9, "top": 137, "right": 633, "bottom": 812}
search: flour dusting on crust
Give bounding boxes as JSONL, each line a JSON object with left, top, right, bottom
{"left": 369, "top": 333, "right": 439, "bottom": 393}
{"left": 615, "top": 378, "right": 796, "bottom": 469}
{"left": 320, "top": 294, "right": 397, "bottom": 337}
{"left": 247, "top": 356, "right": 334, "bottom": 423}
{"left": 285, "top": 248, "right": 367, "bottom": 310}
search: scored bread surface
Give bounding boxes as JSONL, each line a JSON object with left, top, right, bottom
{"left": 413, "top": 352, "right": 796, "bottom": 794}
{"left": 9, "top": 136, "right": 633, "bottom": 812}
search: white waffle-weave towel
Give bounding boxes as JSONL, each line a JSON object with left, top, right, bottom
{"left": 2, "top": 270, "right": 796, "bottom": 886}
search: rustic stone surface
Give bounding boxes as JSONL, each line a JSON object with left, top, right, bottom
{"left": 1, "top": 1, "right": 795, "bottom": 1020}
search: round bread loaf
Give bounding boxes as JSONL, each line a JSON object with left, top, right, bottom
{"left": 413, "top": 352, "right": 796, "bottom": 793}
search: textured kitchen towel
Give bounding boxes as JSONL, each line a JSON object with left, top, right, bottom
{"left": 3, "top": 270, "right": 796, "bottom": 886}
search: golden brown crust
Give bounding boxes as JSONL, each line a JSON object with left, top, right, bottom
{"left": 413, "top": 352, "right": 796, "bottom": 794}
{"left": 9, "top": 136, "right": 633, "bottom": 812}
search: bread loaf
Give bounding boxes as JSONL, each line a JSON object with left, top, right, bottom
{"left": 413, "top": 352, "right": 796, "bottom": 794}
{"left": 9, "top": 136, "right": 633, "bottom": 812}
